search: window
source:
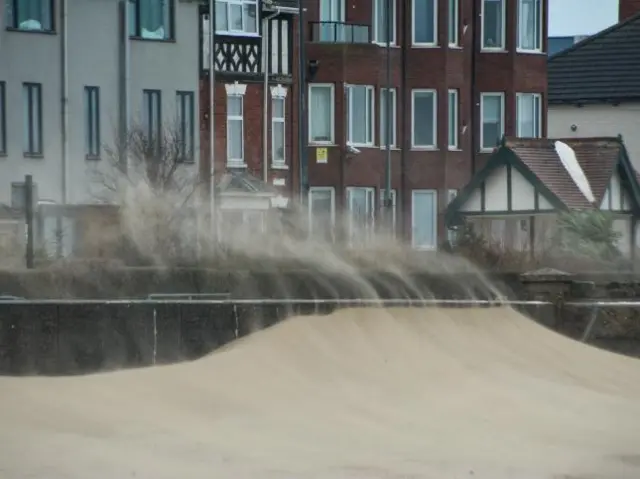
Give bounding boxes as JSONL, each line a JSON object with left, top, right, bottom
{"left": 411, "top": 89, "right": 437, "bottom": 149}
{"left": 227, "top": 95, "right": 244, "bottom": 165}
{"left": 379, "top": 188, "right": 397, "bottom": 231}
{"left": 176, "top": 91, "right": 195, "bottom": 162}
{"left": 0, "top": 82, "right": 5, "bottom": 155}
{"left": 5, "top": 0, "right": 53, "bottom": 31}
{"left": 84, "top": 87, "right": 101, "bottom": 159}
{"left": 517, "top": 0, "right": 542, "bottom": 51}
{"left": 308, "top": 84, "right": 335, "bottom": 144}
{"left": 346, "top": 85, "right": 374, "bottom": 146}
{"left": 23, "top": 83, "right": 43, "bottom": 156}
{"left": 271, "top": 96, "right": 286, "bottom": 166}
{"left": 215, "top": 0, "right": 258, "bottom": 35}
{"left": 480, "top": 93, "right": 504, "bottom": 150}
{"left": 129, "top": 0, "right": 173, "bottom": 40}
{"left": 319, "top": 0, "right": 345, "bottom": 41}
{"left": 380, "top": 88, "right": 397, "bottom": 148}
{"left": 448, "top": 89, "right": 458, "bottom": 149}
{"left": 516, "top": 93, "right": 541, "bottom": 138}
{"left": 482, "top": 0, "right": 505, "bottom": 50}
{"left": 142, "top": 89, "right": 162, "bottom": 149}
{"left": 412, "top": 190, "right": 438, "bottom": 249}
{"left": 413, "top": 0, "right": 437, "bottom": 45}
{"left": 448, "top": 0, "right": 458, "bottom": 46}
{"left": 373, "top": 0, "right": 395, "bottom": 44}
{"left": 346, "top": 187, "right": 375, "bottom": 246}
{"left": 308, "top": 187, "right": 335, "bottom": 241}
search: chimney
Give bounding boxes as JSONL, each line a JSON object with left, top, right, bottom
{"left": 619, "top": 0, "right": 640, "bottom": 22}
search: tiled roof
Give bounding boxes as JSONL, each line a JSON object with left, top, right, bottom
{"left": 548, "top": 13, "right": 640, "bottom": 103}
{"left": 504, "top": 137, "right": 623, "bottom": 209}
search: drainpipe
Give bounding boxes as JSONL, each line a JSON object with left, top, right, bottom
{"left": 58, "top": 0, "right": 69, "bottom": 257}
{"left": 262, "top": 10, "right": 280, "bottom": 183}
{"left": 470, "top": 0, "right": 478, "bottom": 174}
{"left": 123, "top": 0, "right": 131, "bottom": 172}
{"left": 399, "top": 0, "right": 407, "bottom": 239}
{"left": 208, "top": 0, "right": 216, "bottom": 236}
{"left": 297, "top": 2, "right": 307, "bottom": 200}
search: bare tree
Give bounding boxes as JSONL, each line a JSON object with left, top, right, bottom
{"left": 88, "top": 123, "right": 204, "bottom": 265}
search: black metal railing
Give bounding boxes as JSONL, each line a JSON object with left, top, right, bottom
{"left": 309, "top": 21, "right": 370, "bottom": 44}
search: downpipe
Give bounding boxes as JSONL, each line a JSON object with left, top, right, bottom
{"left": 58, "top": 0, "right": 69, "bottom": 257}
{"left": 262, "top": 10, "right": 280, "bottom": 182}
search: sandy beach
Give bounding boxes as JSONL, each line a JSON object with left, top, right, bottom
{"left": 1, "top": 306, "right": 639, "bottom": 478}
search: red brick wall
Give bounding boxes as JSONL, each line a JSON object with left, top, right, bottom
{"left": 619, "top": 0, "right": 640, "bottom": 22}
{"left": 304, "top": 0, "right": 548, "bottom": 240}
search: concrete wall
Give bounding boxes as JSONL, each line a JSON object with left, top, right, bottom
{"left": 0, "top": 0, "right": 200, "bottom": 205}
{"left": 548, "top": 103, "right": 640, "bottom": 170}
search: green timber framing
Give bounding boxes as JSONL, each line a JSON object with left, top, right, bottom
{"left": 445, "top": 136, "right": 640, "bottom": 259}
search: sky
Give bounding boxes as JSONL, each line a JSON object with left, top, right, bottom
{"left": 549, "top": 0, "right": 619, "bottom": 36}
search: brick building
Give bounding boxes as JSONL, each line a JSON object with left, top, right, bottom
{"left": 200, "top": 0, "right": 548, "bottom": 248}
{"left": 305, "top": 0, "right": 548, "bottom": 248}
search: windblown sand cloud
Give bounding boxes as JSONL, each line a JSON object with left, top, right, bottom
{"left": 1, "top": 307, "right": 639, "bottom": 479}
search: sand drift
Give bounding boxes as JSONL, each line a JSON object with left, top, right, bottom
{"left": 1, "top": 307, "right": 639, "bottom": 479}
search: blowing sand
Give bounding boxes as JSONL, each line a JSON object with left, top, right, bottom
{"left": 1, "top": 307, "right": 640, "bottom": 479}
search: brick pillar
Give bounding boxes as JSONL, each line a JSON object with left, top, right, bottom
{"left": 619, "top": 0, "right": 640, "bottom": 22}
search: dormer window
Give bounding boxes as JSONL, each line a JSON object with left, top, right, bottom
{"left": 216, "top": 0, "right": 258, "bottom": 35}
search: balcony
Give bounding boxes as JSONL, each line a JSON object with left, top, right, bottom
{"left": 309, "top": 21, "right": 370, "bottom": 44}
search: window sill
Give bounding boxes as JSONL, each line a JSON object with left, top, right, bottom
{"left": 24, "top": 153, "right": 44, "bottom": 159}
{"left": 372, "top": 42, "right": 400, "bottom": 48}
{"left": 227, "top": 161, "right": 247, "bottom": 168}
{"left": 480, "top": 48, "right": 507, "bottom": 53}
{"left": 85, "top": 154, "right": 101, "bottom": 161}
{"left": 411, "top": 147, "right": 438, "bottom": 151}
{"left": 448, "top": 44, "right": 462, "bottom": 49}
{"left": 129, "top": 36, "right": 176, "bottom": 43}
{"left": 379, "top": 146, "right": 400, "bottom": 151}
{"left": 5, "top": 27, "right": 55, "bottom": 35}
{"left": 479, "top": 149, "right": 495, "bottom": 153}
{"left": 516, "top": 48, "right": 545, "bottom": 55}
{"left": 216, "top": 31, "right": 260, "bottom": 38}
{"left": 309, "top": 142, "right": 336, "bottom": 147}
{"left": 411, "top": 43, "right": 439, "bottom": 49}
{"left": 272, "top": 163, "right": 289, "bottom": 170}
{"left": 448, "top": 147, "right": 462, "bottom": 151}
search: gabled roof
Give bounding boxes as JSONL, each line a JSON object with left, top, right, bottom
{"left": 548, "top": 12, "right": 640, "bottom": 104}
{"left": 446, "top": 136, "right": 640, "bottom": 222}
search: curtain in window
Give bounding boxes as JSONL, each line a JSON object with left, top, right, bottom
{"left": 310, "top": 88, "right": 331, "bottom": 142}
{"left": 412, "top": 191, "right": 436, "bottom": 249}
{"left": 519, "top": 0, "right": 537, "bottom": 50}
{"left": 348, "top": 86, "right": 370, "bottom": 145}
{"left": 14, "top": 0, "right": 52, "bottom": 30}
{"left": 482, "top": 96, "right": 501, "bottom": 148}
{"left": 227, "top": 96, "right": 243, "bottom": 161}
{"left": 414, "top": 0, "right": 435, "bottom": 43}
{"left": 483, "top": 0, "right": 503, "bottom": 48}
{"left": 413, "top": 92, "right": 435, "bottom": 146}
{"left": 140, "top": 0, "right": 170, "bottom": 39}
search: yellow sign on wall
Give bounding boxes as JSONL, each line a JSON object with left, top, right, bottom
{"left": 316, "top": 147, "right": 328, "bottom": 164}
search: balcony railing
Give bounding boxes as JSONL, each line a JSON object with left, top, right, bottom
{"left": 309, "top": 21, "right": 370, "bottom": 44}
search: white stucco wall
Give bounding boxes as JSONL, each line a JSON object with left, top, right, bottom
{"left": 548, "top": 102, "right": 640, "bottom": 170}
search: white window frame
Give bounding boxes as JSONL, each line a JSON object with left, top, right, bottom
{"left": 447, "top": 89, "right": 458, "bottom": 150}
{"left": 225, "top": 82, "right": 247, "bottom": 166}
{"left": 308, "top": 83, "right": 335, "bottom": 145}
{"left": 346, "top": 186, "right": 376, "bottom": 246}
{"left": 411, "top": 189, "right": 438, "bottom": 250}
{"left": 448, "top": 0, "right": 459, "bottom": 46}
{"left": 412, "top": 0, "right": 438, "bottom": 46}
{"left": 271, "top": 86, "right": 287, "bottom": 167}
{"left": 214, "top": 0, "right": 259, "bottom": 36}
{"left": 308, "top": 186, "right": 336, "bottom": 237}
{"left": 379, "top": 87, "right": 397, "bottom": 148}
{"left": 373, "top": 0, "right": 396, "bottom": 45}
{"left": 411, "top": 89, "right": 437, "bottom": 149}
{"left": 480, "top": 92, "right": 505, "bottom": 151}
{"left": 517, "top": 0, "right": 543, "bottom": 52}
{"left": 516, "top": 93, "right": 542, "bottom": 138}
{"left": 481, "top": 0, "right": 506, "bottom": 51}
{"left": 379, "top": 188, "right": 397, "bottom": 231}
{"left": 346, "top": 84, "right": 375, "bottom": 147}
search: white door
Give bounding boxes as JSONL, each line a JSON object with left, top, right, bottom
{"left": 412, "top": 190, "right": 438, "bottom": 249}
{"left": 319, "top": 0, "right": 345, "bottom": 41}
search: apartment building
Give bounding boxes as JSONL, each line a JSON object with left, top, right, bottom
{"left": 0, "top": 0, "right": 200, "bottom": 253}
{"left": 304, "top": 0, "right": 548, "bottom": 248}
